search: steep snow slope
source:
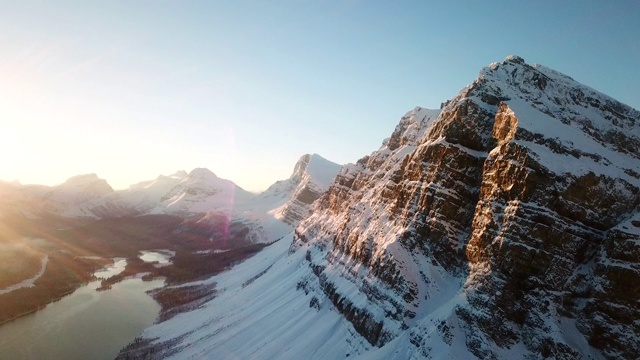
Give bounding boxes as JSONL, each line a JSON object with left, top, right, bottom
{"left": 130, "top": 56, "right": 639, "bottom": 359}
{"left": 134, "top": 235, "right": 375, "bottom": 359}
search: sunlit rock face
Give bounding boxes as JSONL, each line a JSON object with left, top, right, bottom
{"left": 295, "top": 55, "right": 640, "bottom": 359}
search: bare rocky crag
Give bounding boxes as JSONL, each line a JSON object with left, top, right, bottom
{"left": 294, "top": 56, "right": 639, "bottom": 359}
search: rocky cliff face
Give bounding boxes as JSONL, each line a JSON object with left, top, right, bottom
{"left": 293, "top": 56, "right": 639, "bottom": 359}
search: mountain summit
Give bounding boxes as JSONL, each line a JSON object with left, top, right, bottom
{"left": 158, "top": 167, "right": 252, "bottom": 215}
{"left": 131, "top": 56, "right": 639, "bottom": 359}
{"left": 258, "top": 153, "right": 341, "bottom": 225}
{"left": 41, "top": 174, "right": 114, "bottom": 217}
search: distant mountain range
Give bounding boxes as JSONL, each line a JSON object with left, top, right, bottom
{"left": 0, "top": 154, "right": 341, "bottom": 244}
{"left": 121, "top": 56, "right": 640, "bottom": 360}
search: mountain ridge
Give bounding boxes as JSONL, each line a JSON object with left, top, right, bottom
{"left": 0, "top": 155, "right": 342, "bottom": 246}
{"left": 258, "top": 153, "right": 342, "bottom": 225}
{"left": 127, "top": 56, "right": 639, "bottom": 359}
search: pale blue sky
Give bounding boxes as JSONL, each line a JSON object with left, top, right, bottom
{"left": 1, "top": 1, "right": 639, "bottom": 191}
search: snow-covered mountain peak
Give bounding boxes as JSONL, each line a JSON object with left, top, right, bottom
{"left": 127, "top": 171, "right": 188, "bottom": 191}
{"left": 464, "top": 56, "right": 640, "bottom": 191}
{"left": 51, "top": 174, "right": 114, "bottom": 202}
{"left": 185, "top": 167, "right": 220, "bottom": 182}
{"left": 157, "top": 168, "right": 251, "bottom": 216}
{"left": 476, "top": 56, "right": 640, "bottom": 127}
{"left": 503, "top": 54, "right": 526, "bottom": 64}
{"left": 169, "top": 170, "right": 188, "bottom": 179}
{"left": 58, "top": 173, "right": 113, "bottom": 193}
{"left": 255, "top": 153, "right": 341, "bottom": 226}
{"left": 35, "top": 174, "right": 115, "bottom": 218}
{"left": 290, "top": 153, "right": 341, "bottom": 188}
{"left": 289, "top": 154, "right": 312, "bottom": 183}
{"left": 166, "top": 167, "right": 235, "bottom": 195}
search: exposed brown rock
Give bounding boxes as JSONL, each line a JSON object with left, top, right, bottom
{"left": 295, "top": 56, "right": 640, "bottom": 359}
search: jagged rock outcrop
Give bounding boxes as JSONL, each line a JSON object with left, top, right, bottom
{"left": 294, "top": 55, "right": 639, "bottom": 359}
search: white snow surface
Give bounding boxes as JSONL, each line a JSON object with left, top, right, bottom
{"left": 302, "top": 153, "right": 342, "bottom": 190}
{"left": 142, "top": 236, "right": 370, "bottom": 359}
